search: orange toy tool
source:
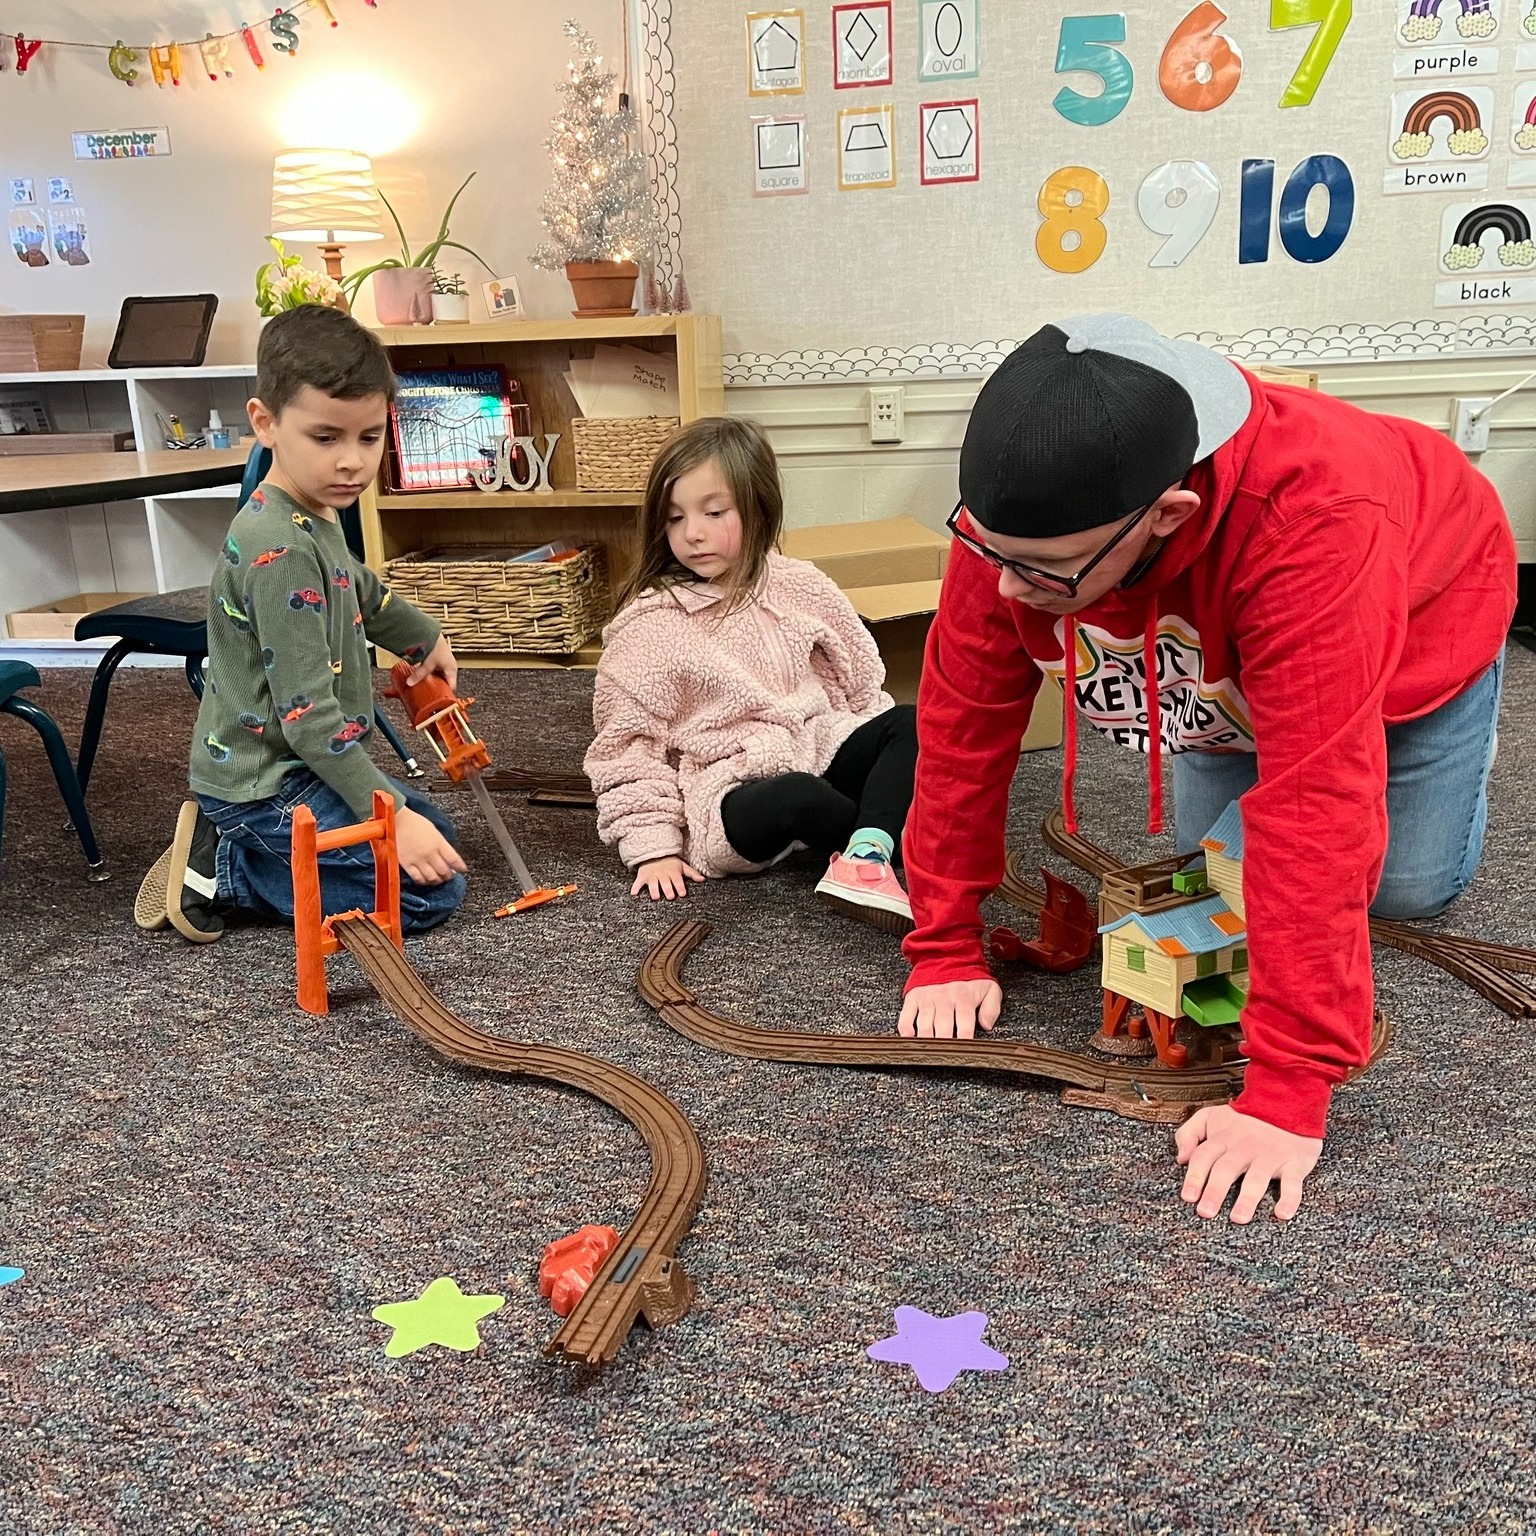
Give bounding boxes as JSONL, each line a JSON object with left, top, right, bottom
{"left": 385, "top": 660, "right": 576, "bottom": 915}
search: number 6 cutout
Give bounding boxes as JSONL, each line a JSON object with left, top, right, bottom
{"left": 1159, "top": 2, "right": 1243, "bottom": 113}
{"left": 1138, "top": 160, "right": 1221, "bottom": 267}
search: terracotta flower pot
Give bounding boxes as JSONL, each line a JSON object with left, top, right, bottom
{"left": 565, "top": 259, "right": 640, "bottom": 318}
{"left": 372, "top": 266, "right": 434, "bottom": 326}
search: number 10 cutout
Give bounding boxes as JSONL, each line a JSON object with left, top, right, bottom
{"left": 1239, "top": 156, "right": 1354, "bottom": 263}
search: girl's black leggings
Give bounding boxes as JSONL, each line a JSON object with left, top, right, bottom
{"left": 719, "top": 704, "right": 918, "bottom": 865}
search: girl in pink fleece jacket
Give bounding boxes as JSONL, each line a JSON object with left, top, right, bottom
{"left": 584, "top": 417, "right": 918, "bottom": 932}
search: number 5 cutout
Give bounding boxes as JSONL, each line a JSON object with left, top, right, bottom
{"left": 1159, "top": 2, "right": 1242, "bottom": 113}
{"left": 1270, "top": 0, "right": 1350, "bottom": 109}
{"left": 1052, "top": 15, "right": 1134, "bottom": 126}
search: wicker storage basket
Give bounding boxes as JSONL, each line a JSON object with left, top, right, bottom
{"left": 382, "top": 544, "right": 611, "bottom": 655}
{"left": 571, "top": 414, "right": 679, "bottom": 491}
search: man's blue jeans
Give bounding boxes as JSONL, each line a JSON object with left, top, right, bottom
{"left": 198, "top": 769, "right": 467, "bottom": 934}
{"left": 1172, "top": 650, "right": 1504, "bottom": 921}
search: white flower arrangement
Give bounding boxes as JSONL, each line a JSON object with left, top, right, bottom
{"left": 255, "top": 236, "right": 344, "bottom": 317}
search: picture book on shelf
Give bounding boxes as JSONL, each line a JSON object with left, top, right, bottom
{"left": 388, "top": 366, "right": 532, "bottom": 491}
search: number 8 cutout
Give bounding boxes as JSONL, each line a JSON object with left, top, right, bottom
{"left": 1159, "top": 2, "right": 1243, "bottom": 112}
{"left": 1037, "top": 166, "right": 1110, "bottom": 274}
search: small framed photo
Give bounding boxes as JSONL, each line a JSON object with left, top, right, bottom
{"left": 482, "top": 275, "right": 525, "bottom": 319}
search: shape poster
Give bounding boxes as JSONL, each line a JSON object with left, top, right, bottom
{"left": 834, "top": 3, "right": 893, "bottom": 88}
{"left": 919, "top": 99, "right": 979, "bottom": 184}
{"left": 837, "top": 104, "right": 896, "bottom": 188}
{"left": 753, "top": 115, "right": 809, "bottom": 195}
{"left": 748, "top": 10, "right": 805, "bottom": 95}
{"left": 919, "top": 0, "right": 979, "bottom": 81}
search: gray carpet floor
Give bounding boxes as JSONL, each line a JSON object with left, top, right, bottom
{"left": 1, "top": 654, "right": 1534, "bottom": 1535}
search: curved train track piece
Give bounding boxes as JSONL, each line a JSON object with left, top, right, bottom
{"left": 639, "top": 919, "right": 1258, "bottom": 1122}
{"left": 1037, "top": 809, "right": 1536, "bottom": 1019}
{"left": 332, "top": 915, "right": 706, "bottom": 1366}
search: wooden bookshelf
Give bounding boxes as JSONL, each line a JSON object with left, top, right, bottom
{"left": 360, "top": 313, "right": 723, "bottom": 669}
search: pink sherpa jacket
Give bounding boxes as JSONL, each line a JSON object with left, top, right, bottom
{"left": 585, "top": 552, "right": 894, "bottom": 876}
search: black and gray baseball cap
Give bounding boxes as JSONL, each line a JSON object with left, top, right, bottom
{"left": 958, "top": 315, "right": 1252, "bottom": 538}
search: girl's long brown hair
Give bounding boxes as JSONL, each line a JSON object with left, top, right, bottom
{"left": 612, "top": 416, "right": 783, "bottom": 615}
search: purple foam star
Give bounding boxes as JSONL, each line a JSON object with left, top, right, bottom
{"left": 866, "top": 1306, "right": 1009, "bottom": 1393}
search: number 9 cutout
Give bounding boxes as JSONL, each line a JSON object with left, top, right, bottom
{"left": 1139, "top": 161, "right": 1221, "bottom": 267}
{"left": 1159, "top": 2, "right": 1243, "bottom": 113}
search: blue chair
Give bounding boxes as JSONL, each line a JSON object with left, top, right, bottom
{"left": 0, "top": 660, "right": 107, "bottom": 881}
{"left": 70, "top": 446, "right": 420, "bottom": 800}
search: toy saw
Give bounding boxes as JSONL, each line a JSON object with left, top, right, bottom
{"left": 385, "top": 661, "right": 577, "bottom": 916}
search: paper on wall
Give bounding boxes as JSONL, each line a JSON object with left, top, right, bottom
{"left": 565, "top": 344, "right": 681, "bottom": 417}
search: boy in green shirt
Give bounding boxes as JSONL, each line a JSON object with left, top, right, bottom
{"left": 138, "top": 304, "right": 467, "bottom": 942}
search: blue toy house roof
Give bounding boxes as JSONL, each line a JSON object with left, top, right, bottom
{"left": 1199, "top": 799, "right": 1244, "bottom": 863}
{"left": 1098, "top": 892, "right": 1246, "bottom": 956}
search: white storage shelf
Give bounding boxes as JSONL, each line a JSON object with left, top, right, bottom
{"left": 0, "top": 364, "right": 256, "bottom": 664}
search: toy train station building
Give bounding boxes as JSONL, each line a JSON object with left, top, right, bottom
{"left": 1096, "top": 801, "right": 1251, "bottom": 1068}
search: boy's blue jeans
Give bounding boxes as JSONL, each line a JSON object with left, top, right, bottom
{"left": 197, "top": 769, "right": 467, "bottom": 934}
{"left": 1172, "top": 649, "right": 1504, "bottom": 922}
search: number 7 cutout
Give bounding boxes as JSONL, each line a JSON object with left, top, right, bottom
{"left": 1270, "top": 0, "right": 1350, "bottom": 109}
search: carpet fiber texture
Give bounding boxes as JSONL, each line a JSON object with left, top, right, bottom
{"left": 1, "top": 658, "right": 1533, "bottom": 1535}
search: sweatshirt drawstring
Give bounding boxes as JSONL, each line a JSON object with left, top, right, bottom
{"left": 1144, "top": 603, "right": 1163, "bottom": 836}
{"left": 1061, "top": 615, "right": 1078, "bottom": 836}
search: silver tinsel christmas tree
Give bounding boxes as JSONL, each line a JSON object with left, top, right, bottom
{"left": 529, "top": 21, "right": 659, "bottom": 269}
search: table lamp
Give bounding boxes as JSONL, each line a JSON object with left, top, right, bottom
{"left": 269, "top": 148, "right": 383, "bottom": 304}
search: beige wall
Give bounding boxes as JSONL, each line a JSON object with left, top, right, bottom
{"left": 0, "top": 1, "right": 628, "bottom": 365}
{"left": 733, "top": 357, "right": 1536, "bottom": 561}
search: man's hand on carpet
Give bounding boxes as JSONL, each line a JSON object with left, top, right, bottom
{"left": 1175, "top": 1104, "right": 1323, "bottom": 1223}
{"left": 898, "top": 980, "right": 1002, "bottom": 1040}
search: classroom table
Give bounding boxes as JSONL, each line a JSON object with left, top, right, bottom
{"left": 0, "top": 445, "right": 249, "bottom": 516}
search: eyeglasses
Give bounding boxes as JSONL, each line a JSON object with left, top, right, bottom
{"left": 945, "top": 500, "right": 1155, "bottom": 598}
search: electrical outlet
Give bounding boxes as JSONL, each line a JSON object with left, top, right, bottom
{"left": 1451, "top": 396, "right": 1493, "bottom": 454}
{"left": 868, "top": 385, "right": 904, "bottom": 443}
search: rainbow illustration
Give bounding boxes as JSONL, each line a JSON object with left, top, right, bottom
{"left": 1444, "top": 203, "right": 1536, "bottom": 270}
{"left": 1519, "top": 95, "right": 1536, "bottom": 151}
{"left": 1394, "top": 89, "right": 1489, "bottom": 158}
{"left": 1401, "top": 0, "right": 1496, "bottom": 42}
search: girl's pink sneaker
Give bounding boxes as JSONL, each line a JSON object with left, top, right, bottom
{"left": 815, "top": 853, "right": 914, "bottom": 936}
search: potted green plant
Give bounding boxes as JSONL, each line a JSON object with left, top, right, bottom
{"left": 255, "top": 236, "right": 344, "bottom": 316}
{"left": 430, "top": 268, "right": 470, "bottom": 324}
{"left": 342, "top": 173, "right": 493, "bottom": 326}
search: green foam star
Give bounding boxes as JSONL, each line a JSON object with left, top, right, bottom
{"left": 372, "top": 1276, "right": 506, "bottom": 1359}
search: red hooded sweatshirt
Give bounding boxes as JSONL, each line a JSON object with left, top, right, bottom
{"left": 901, "top": 370, "right": 1517, "bottom": 1137}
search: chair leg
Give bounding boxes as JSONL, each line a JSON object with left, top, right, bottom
{"left": 185, "top": 652, "right": 206, "bottom": 700}
{"left": 2, "top": 697, "right": 110, "bottom": 881}
{"left": 374, "top": 706, "right": 424, "bottom": 778}
{"left": 75, "top": 636, "right": 136, "bottom": 800}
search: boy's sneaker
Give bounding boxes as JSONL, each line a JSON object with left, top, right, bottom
{"left": 133, "top": 845, "right": 174, "bottom": 931}
{"left": 166, "top": 801, "right": 225, "bottom": 943}
{"left": 815, "top": 852, "right": 915, "bottom": 937}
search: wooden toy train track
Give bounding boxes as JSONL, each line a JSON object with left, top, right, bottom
{"left": 331, "top": 914, "right": 705, "bottom": 1366}
{"left": 1035, "top": 808, "right": 1536, "bottom": 1019}
{"left": 428, "top": 766, "right": 598, "bottom": 808}
{"left": 636, "top": 919, "right": 1389, "bottom": 1122}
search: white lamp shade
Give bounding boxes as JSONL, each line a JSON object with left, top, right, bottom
{"left": 270, "top": 149, "right": 383, "bottom": 244}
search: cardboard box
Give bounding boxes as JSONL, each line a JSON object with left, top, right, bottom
{"left": 0, "top": 314, "right": 85, "bottom": 372}
{"left": 7, "top": 591, "right": 151, "bottom": 640}
{"left": 0, "top": 431, "right": 134, "bottom": 457}
{"left": 782, "top": 516, "right": 949, "bottom": 588}
{"left": 782, "top": 516, "right": 1063, "bottom": 750}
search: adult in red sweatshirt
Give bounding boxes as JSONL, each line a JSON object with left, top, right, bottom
{"left": 900, "top": 315, "right": 1515, "bottom": 1224}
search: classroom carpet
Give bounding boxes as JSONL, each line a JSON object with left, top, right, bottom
{"left": 1, "top": 655, "right": 1533, "bottom": 1535}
